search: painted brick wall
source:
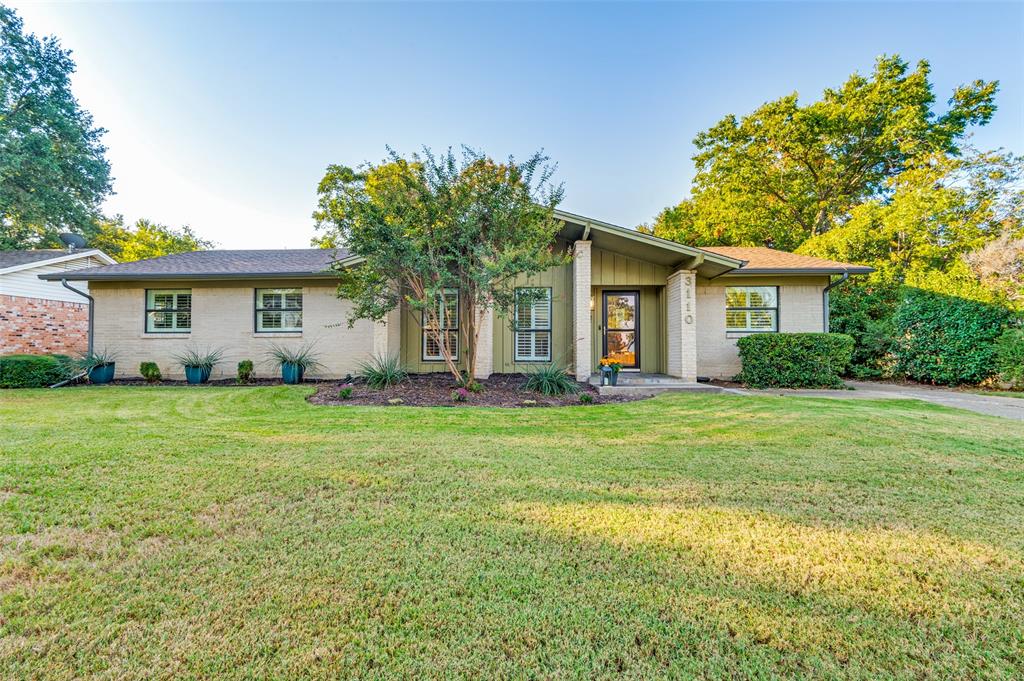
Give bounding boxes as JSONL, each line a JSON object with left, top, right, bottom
{"left": 89, "top": 280, "right": 376, "bottom": 379}
{"left": 696, "top": 276, "right": 828, "bottom": 378}
{"left": 0, "top": 294, "right": 89, "bottom": 355}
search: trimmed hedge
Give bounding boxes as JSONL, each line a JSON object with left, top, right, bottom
{"left": 0, "top": 354, "right": 71, "bottom": 389}
{"left": 893, "top": 289, "right": 1013, "bottom": 386}
{"left": 994, "top": 328, "right": 1024, "bottom": 389}
{"left": 737, "top": 333, "right": 854, "bottom": 389}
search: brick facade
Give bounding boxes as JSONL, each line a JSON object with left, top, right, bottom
{"left": 0, "top": 294, "right": 89, "bottom": 356}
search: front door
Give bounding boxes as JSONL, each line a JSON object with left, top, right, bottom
{"left": 602, "top": 291, "right": 640, "bottom": 369}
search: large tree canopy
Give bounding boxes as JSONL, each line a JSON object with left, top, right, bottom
{"left": 313, "top": 147, "right": 566, "bottom": 382}
{"left": 0, "top": 6, "right": 111, "bottom": 249}
{"left": 646, "top": 56, "right": 997, "bottom": 251}
{"left": 90, "top": 217, "right": 214, "bottom": 262}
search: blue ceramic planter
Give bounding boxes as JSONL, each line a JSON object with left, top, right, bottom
{"left": 281, "top": 362, "right": 304, "bottom": 385}
{"left": 88, "top": 363, "right": 115, "bottom": 385}
{"left": 184, "top": 366, "right": 212, "bottom": 384}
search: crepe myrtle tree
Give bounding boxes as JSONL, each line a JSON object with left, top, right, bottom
{"left": 313, "top": 147, "right": 567, "bottom": 383}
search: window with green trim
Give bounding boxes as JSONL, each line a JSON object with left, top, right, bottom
{"left": 422, "top": 289, "right": 459, "bottom": 361}
{"left": 514, "top": 287, "right": 552, "bottom": 361}
{"left": 256, "top": 288, "right": 303, "bottom": 332}
{"left": 145, "top": 289, "right": 191, "bottom": 333}
{"left": 726, "top": 286, "right": 778, "bottom": 332}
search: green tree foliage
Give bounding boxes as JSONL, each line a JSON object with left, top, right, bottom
{"left": 89, "top": 217, "right": 214, "bottom": 262}
{"left": 0, "top": 7, "right": 112, "bottom": 249}
{"left": 646, "top": 56, "right": 997, "bottom": 250}
{"left": 313, "top": 147, "right": 566, "bottom": 382}
{"left": 800, "top": 150, "right": 1023, "bottom": 288}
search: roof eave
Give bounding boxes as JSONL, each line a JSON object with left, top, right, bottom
{"left": 553, "top": 209, "right": 745, "bottom": 273}
{"left": 726, "top": 267, "right": 875, "bottom": 275}
{"left": 39, "top": 271, "right": 338, "bottom": 282}
{"left": 0, "top": 249, "right": 115, "bottom": 275}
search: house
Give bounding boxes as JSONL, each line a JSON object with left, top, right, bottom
{"left": 38, "top": 210, "right": 872, "bottom": 381}
{"left": 1, "top": 248, "right": 116, "bottom": 355}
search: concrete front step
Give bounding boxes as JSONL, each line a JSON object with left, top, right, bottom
{"left": 597, "top": 382, "right": 723, "bottom": 396}
{"left": 589, "top": 373, "right": 707, "bottom": 387}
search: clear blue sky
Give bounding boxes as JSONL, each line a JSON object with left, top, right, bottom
{"left": 12, "top": 2, "right": 1024, "bottom": 249}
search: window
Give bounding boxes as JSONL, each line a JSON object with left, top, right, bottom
{"left": 726, "top": 286, "right": 778, "bottom": 332}
{"left": 422, "top": 289, "right": 459, "bottom": 361}
{"left": 145, "top": 289, "right": 191, "bottom": 333}
{"left": 514, "top": 287, "right": 552, "bottom": 361}
{"left": 256, "top": 288, "right": 303, "bottom": 332}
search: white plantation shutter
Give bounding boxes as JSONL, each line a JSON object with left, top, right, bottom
{"left": 514, "top": 288, "right": 552, "bottom": 361}
{"left": 146, "top": 289, "right": 192, "bottom": 332}
{"left": 725, "top": 286, "right": 778, "bottom": 332}
{"left": 256, "top": 288, "right": 303, "bottom": 332}
{"left": 423, "top": 290, "right": 459, "bottom": 360}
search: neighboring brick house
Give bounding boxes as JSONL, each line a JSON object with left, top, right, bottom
{"left": 39, "top": 210, "right": 872, "bottom": 382}
{"left": 1, "top": 249, "right": 116, "bottom": 356}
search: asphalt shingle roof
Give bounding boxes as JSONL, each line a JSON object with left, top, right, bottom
{"left": 699, "top": 246, "right": 874, "bottom": 274}
{"left": 38, "top": 248, "right": 348, "bottom": 281}
{"left": 0, "top": 249, "right": 75, "bottom": 269}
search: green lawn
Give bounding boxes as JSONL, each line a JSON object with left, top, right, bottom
{"left": 2, "top": 388, "right": 1023, "bottom": 679}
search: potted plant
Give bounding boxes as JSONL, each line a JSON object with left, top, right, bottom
{"left": 266, "top": 343, "right": 323, "bottom": 384}
{"left": 73, "top": 348, "right": 118, "bottom": 385}
{"left": 173, "top": 346, "right": 225, "bottom": 384}
{"left": 599, "top": 357, "right": 622, "bottom": 386}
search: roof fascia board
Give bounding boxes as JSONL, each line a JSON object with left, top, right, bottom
{"left": 39, "top": 271, "right": 338, "bottom": 282}
{"left": 0, "top": 249, "right": 115, "bottom": 275}
{"left": 553, "top": 209, "right": 744, "bottom": 269}
{"left": 721, "top": 267, "right": 875, "bottom": 275}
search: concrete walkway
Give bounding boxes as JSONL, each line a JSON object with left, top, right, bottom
{"left": 730, "top": 380, "right": 1024, "bottom": 421}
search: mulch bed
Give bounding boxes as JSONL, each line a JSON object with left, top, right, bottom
{"left": 308, "top": 373, "right": 648, "bottom": 408}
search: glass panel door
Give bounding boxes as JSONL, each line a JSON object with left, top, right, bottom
{"left": 603, "top": 291, "right": 639, "bottom": 369}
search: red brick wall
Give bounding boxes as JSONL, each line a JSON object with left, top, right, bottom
{"left": 0, "top": 294, "right": 89, "bottom": 355}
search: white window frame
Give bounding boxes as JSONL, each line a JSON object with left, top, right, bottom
{"left": 422, "top": 289, "right": 459, "bottom": 361}
{"left": 514, "top": 287, "right": 552, "bottom": 362}
{"left": 255, "top": 288, "right": 303, "bottom": 333}
{"left": 145, "top": 289, "right": 192, "bottom": 333}
{"left": 725, "top": 286, "right": 779, "bottom": 333}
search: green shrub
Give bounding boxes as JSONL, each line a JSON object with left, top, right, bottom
{"left": 357, "top": 354, "right": 408, "bottom": 389}
{"left": 237, "top": 360, "right": 254, "bottom": 384}
{"left": 893, "top": 289, "right": 1013, "bottom": 385}
{"left": 0, "top": 354, "right": 71, "bottom": 388}
{"left": 828, "top": 284, "right": 899, "bottom": 378}
{"left": 139, "top": 362, "right": 162, "bottom": 383}
{"left": 338, "top": 386, "right": 353, "bottom": 400}
{"left": 737, "top": 333, "right": 854, "bottom": 389}
{"left": 994, "top": 328, "right": 1024, "bottom": 389}
{"left": 579, "top": 393, "right": 594, "bottom": 405}
{"left": 523, "top": 365, "right": 580, "bottom": 395}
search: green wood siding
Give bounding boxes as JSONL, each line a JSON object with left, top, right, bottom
{"left": 492, "top": 262, "right": 574, "bottom": 373}
{"left": 591, "top": 285, "right": 664, "bottom": 374}
{"left": 591, "top": 248, "right": 671, "bottom": 286}
{"left": 400, "top": 300, "right": 466, "bottom": 374}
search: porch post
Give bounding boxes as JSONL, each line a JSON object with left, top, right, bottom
{"left": 573, "top": 240, "right": 592, "bottom": 382}
{"left": 474, "top": 305, "right": 494, "bottom": 380}
{"left": 666, "top": 269, "right": 697, "bottom": 382}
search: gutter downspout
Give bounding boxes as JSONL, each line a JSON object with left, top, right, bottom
{"left": 50, "top": 279, "right": 94, "bottom": 388}
{"left": 61, "top": 279, "right": 94, "bottom": 354}
{"left": 822, "top": 272, "right": 850, "bottom": 333}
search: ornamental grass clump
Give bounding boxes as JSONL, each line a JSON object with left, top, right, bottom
{"left": 173, "top": 346, "right": 225, "bottom": 385}
{"left": 266, "top": 343, "right": 323, "bottom": 384}
{"left": 523, "top": 365, "right": 580, "bottom": 396}
{"left": 357, "top": 354, "right": 407, "bottom": 389}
